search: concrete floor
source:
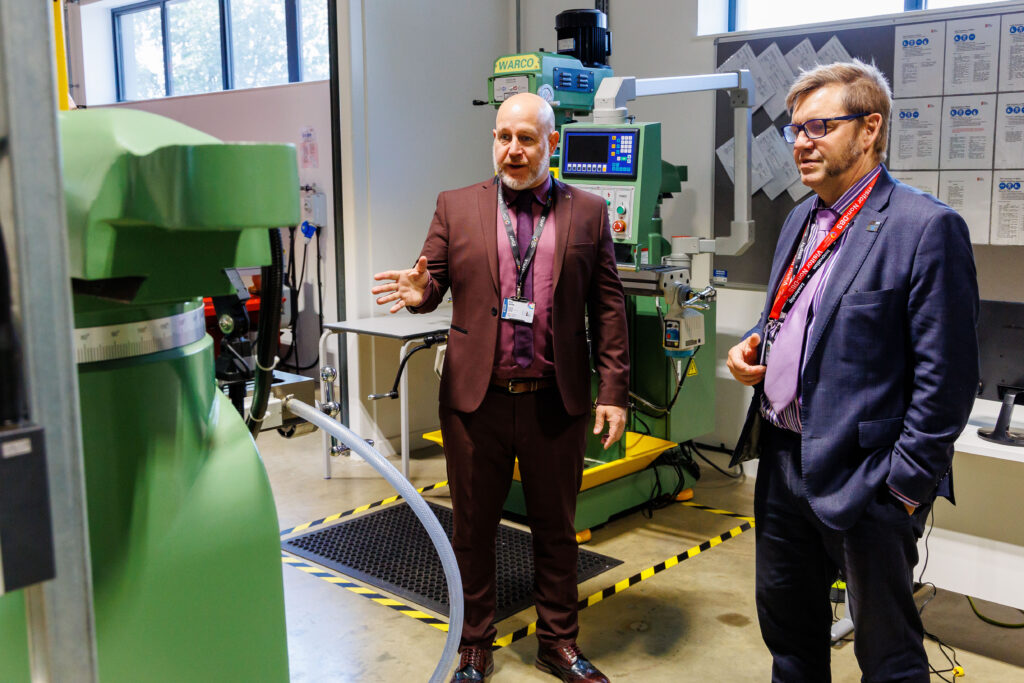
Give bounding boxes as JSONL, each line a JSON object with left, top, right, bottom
{"left": 260, "top": 431, "right": 1024, "bottom": 682}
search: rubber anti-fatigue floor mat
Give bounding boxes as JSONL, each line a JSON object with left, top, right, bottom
{"left": 283, "top": 501, "right": 621, "bottom": 620}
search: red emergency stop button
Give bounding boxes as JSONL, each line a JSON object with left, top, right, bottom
{"left": 612, "top": 220, "right": 627, "bottom": 233}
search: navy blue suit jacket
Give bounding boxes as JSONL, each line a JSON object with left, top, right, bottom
{"left": 731, "top": 167, "right": 979, "bottom": 531}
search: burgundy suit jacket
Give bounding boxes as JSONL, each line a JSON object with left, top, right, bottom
{"left": 411, "top": 177, "right": 629, "bottom": 416}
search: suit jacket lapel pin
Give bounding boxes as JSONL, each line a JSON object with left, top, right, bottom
{"left": 866, "top": 220, "right": 881, "bottom": 233}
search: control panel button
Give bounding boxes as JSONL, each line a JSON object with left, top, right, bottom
{"left": 612, "top": 220, "right": 627, "bottom": 233}
{"left": 616, "top": 206, "right": 626, "bottom": 215}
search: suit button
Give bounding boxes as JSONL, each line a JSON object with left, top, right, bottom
{"left": 491, "top": 307, "right": 497, "bottom": 317}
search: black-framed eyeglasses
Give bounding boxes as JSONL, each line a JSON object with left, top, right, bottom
{"left": 780, "top": 113, "right": 870, "bottom": 144}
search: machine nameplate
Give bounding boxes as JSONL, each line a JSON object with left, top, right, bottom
{"left": 74, "top": 306, "right": 206, "bottom": 364}
{"left": 494, "top": 55, "right": 540, "bottom": 74}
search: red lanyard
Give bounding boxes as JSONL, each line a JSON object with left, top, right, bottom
{"left": 768, "top": 175, "right": 878, "bottom": 321}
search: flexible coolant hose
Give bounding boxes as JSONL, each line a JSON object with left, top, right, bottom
{"left": 282, "top": 397, "right": 463, "bottom": 683}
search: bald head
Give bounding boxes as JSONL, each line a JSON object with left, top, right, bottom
{"left": 493, "top": 93, "right": 559, "bottom": 190}
{"left": 496, "top": 93, "right": 556, "bottom": 136}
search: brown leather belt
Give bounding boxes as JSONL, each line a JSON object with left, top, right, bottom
{"left": 489, "top": 377, "right": 556, "bottom": 394}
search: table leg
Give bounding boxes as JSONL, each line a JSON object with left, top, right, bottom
{"left": 319, "top": 329, "right": 336, "bottom": 479}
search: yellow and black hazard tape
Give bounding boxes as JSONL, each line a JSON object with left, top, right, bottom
{"left": 279, "top": 479, "right": 449, "bottom": 537}
{"left": 491, "top": 516, "right": 754, "bottom": 649}
{"left": 680, "top": 501, "right": 755, "bottom": 522}
{"left": 281, "top": 553, "right": 451, "bottom": 633}
{"left": 281, "top": 495, "right": 755, "bottom": 649}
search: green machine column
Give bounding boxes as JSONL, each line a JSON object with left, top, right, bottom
{"left": 0, "top": 109, "right": 298, "bottom": 682}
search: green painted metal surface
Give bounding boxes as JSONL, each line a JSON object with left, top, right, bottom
{"left": 60, "top": 109, "right": 299, "bottom": 306}
{"left": 0, "top": 108, "right": 297, "bottom": 681}
{"left": 79, "top": 333, "right": 289, "bottom": 682}
{"left": 488, "top": 52, "right": 613, "bottom": 126}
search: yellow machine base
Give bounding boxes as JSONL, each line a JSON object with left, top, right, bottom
{"left": 421, "top": 430, "right": 676, "bottom": 492}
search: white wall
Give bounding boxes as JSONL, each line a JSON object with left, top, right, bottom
{"left": 102, "top": 80, "right": 338, "bottom": 377}
{"left": 336, "top": 0, "right": 509, "bottom": 452}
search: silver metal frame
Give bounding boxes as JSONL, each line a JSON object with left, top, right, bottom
{"left": 0, "top": 1, "right": 98, "bottom": 680}
{"left": 592, "top": 70, "right": 756, "bottom": 256}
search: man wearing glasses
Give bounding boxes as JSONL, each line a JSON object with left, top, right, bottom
{"left": 727, "top": 60, "right": 978, "bottom": 681}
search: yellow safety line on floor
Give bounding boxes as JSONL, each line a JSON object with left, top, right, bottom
{"left": 280, "top": 498, "right": 755, "bottom": 649}
{"left": 280, "top": 553, "right": 450, "bottom": 633}
{"left": 491, "top": 515, "right": 755, "bottom": 649}
{"left": 279, "top": 480, "right": 450, "bottom": 537}
{"left": 680, "top": 500, "right": 756, "bottom": 522}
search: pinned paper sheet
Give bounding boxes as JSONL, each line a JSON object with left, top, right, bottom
{"left": 890, "top": 97, "right": 942, "bottom": 170}
{"left": 945, "top": 17, "right": 1000, "bottom": 96}
{"left": 890, "top": 170, "right": 939, "bottom": 197}
{"left": 939, "top": 171, "right": 992, "bottom": 244}
{"left": 894, "top": 22, "right": 945, "bottom": 97}
{"left": 757, "top": 43, "right": 797, "bottom": 121}
{"left": 716, "top": 43, "right": 772, "bottom": 112}
{"left": 991, "top": 174, "right": 1024, "bottom": 245}
{"left": 940, "top": 96, "right": 996, "bottom": 169}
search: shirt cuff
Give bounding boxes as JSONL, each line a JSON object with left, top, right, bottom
{"left": 888, "top": 486, "right": 919, "bottom": 508}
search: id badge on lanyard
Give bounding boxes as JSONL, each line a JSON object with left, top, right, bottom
{"left": 497, "top": 182, "right": 551, "bottom": 327}
{"left": 501, "top": 297, "right": 535, "bottom": 323}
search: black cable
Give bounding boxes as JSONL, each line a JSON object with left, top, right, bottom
{"left": 279, "top": 227, "right": 322, "bottom": 372}
{"left": 246, "top": 227, "right": 284, "bottom": 438}
{"left": 631, "top": 407, "right": 651, "bottom": 436}
{"left": 0, "top": 225, "right": 28, "bottom": 426}
{"left": 372, "top": 334, "right": 447, "bottom": 399}
{"left": 687, "top": 441, "right": 744, "bottom": 479}
{"left": 630, "top": 348, "right": 699, "bottom": 417}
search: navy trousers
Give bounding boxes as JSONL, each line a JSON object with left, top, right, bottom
{"left": 754, "top": 422, "right": 931, "bottom": 683}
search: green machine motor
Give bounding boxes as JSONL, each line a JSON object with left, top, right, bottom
{"left": 0, "top": 108, "right": 298, "bottom": 682}
{"left": 488, "top": 9, "right": 614, "bottom": 128}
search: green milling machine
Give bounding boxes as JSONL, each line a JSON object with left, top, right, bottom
{"left": 0, "top": 108, "right": 299, "bottom": 682}
{"left": 477, "top": 9, "right": 756, "bottom": 534}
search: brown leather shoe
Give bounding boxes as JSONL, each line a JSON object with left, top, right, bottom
{"left": 535, "top": 643, "right": 609, "bottom": 682}
{"left": 450, "top": 646, "right": 493, "bottom": 682}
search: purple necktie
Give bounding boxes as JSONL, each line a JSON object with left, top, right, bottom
{"left": 763, "top": 208, "right": 838, "bottom": 411}
{"left": 513, "top": 192, "right": 535, "bottom": 368}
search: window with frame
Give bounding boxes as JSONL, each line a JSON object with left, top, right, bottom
{"left": 112, "top": 0, "right": 328, "bottom": 102}
{"left": 727, "top": 0, "right": 1005, "bottom": 33}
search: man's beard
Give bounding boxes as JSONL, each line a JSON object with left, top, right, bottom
{"left": 824, "top": 135, "right": 862, "bottom": 179}
{"left": 493, "top": 145, "right": 550, "bottom": 190}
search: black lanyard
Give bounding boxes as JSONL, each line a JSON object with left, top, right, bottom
{"left": 497, "top": 182, "right": 553, "bottom": 300}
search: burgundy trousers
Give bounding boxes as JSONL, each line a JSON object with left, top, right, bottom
{"left": 439, "top": 385, "right": 587, "bottom": 650}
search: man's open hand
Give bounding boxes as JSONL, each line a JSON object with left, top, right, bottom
{"left": 372, "top": 256, "right": 430, "bottom": 313}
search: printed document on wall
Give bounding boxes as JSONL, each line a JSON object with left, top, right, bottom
{"left": 890, "top": 97, "right": 942, "bottom": 170}
{"left": 785, "top": 39, "right": 817, "bottom": 76}
{"left": 816, "top": 36, "right": 852, "bottom": 66}
{"left": 939, "top": 96, "right": 995, "bottom": 169}
{"left": 991, "top": 174, "right": 1024, "bottom": 245}
{"left": 995, "top": 93, "right": 1024, "bottom": 170}
{"left": 716, "top": 137, "right": 772, "bottom": 194}
{"left": 755, "top": 126, "right": 800, "bottom": 200}
{"left": 939, "top": 171, "right": 992, "bottom": 244}
{"left": 944, "top": 17, "right": 1000, "bottom": 95}
{"left": 894, "top": 23, "right": 945, "bottom": 97}
{"left": 716, "top": 43, "right": 771, "bottom": 111}
{"left": 890, "top": 170, "right": 939, "bottom": 197}
{"left": 757, "top": 43, "right": 796, "bottom": 121}
{"left": 999, "top": 13, "right": 1024, "bottom": 91}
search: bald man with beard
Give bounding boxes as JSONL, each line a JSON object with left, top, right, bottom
{"left": 373, "top": 93, "right": 629, "bottom": 682}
